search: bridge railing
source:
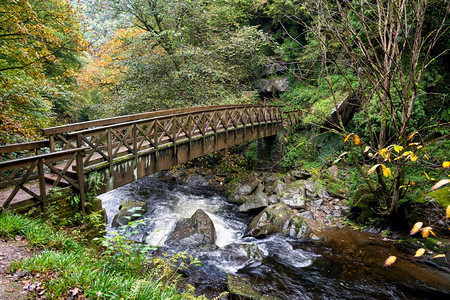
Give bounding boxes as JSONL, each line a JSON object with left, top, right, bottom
{"left": 42, "top": 105, "right": 256, "bottom": 152}
{"left": 0, "top": 148, "right": 88, "bottom": 211}
{"left": 284, "top": 109, "right": 302, "bottom": 127}
{"left": 44, "top": 105, "right": 284, "bottom": 173}
{"left": 0, "top": 140, "right": 50, "bottom": 162}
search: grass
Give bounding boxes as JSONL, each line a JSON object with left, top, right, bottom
{"left": 0, "top": 212, "right": 208, "bottom": 299}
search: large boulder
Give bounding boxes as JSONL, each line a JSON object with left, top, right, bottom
{"left": 237, "top": 188, "right": 270, "bottom": 213}
{"left": 244, "top": 203, "right": 312, "bottom": 239}
{"left": 111, "top": 200, "right": 148, "bottom": 227}
{"left": 165, "top": 209, "right": 216, "bottom": 248}
{"left": 253, "top": 77, "right": 290, "bottom": 98}
{"left": 225, "top": 174, "right": 261, "bottom": 205}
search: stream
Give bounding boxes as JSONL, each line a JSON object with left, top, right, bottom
{"left": 98, "top": 175, "right": 450, "bottom": 299}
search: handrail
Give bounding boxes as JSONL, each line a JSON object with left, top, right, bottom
{"left": 0, "top": 140, "right": 50, "bottom": 153}
{"left": 66, "top": 105, "right": 280, "bottom": 137}
{"left": 0, "top": 147, "right": 88, "bottom": 171}
{"left": 42, "top": 104, "right": 260, "bottom": 136}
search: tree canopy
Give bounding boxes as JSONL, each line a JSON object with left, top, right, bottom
{"left": 0, "top": 0, "right": 86, "bottom": 144}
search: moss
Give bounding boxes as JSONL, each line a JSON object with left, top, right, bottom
{"left": 424, "top": 186, "right": 450, "bottom": 208}
{"left": 226, "top": 274, "right": 280, "bottom": 300}
{"left": 350, "top": 188, "right": 378, "bottom": 224}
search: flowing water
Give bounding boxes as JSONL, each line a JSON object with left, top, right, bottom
{"left": 99, "top": 175, "right": 450, "bottom": 299}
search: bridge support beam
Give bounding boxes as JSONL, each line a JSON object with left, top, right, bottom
{"left": 257, "top": 134, "right": 283, "bottom": 171}
{"left": 88, "top": 123, "right": 282, "bottom": 195}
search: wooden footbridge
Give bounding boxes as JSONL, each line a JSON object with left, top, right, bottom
{"left": 0, "top": 105, "right": 301, "bottom": 212}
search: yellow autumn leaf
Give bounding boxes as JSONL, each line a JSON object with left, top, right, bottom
{"left": 364, "top": 146, "right": 370, "bottom": 153}
{"left": 368, "top": 164, "right": 380, "bottom": 175}
{"left": 446, "top": 205, "right": 450, "bottom": 219}
{"left": 384, "top": 255, "right": 397, "bottom": 267}
{"left": 353, "top": 134, "right": 361, "bottom": 146}
{"left": 431, "top": 179, "right": 450, "bottom": 191}
{"left": 424, "top": 172, "right": 430, "bottom": 180}
{"left": 381, "top": 164, "right": 391, "bottom": 177}
{"left": 442, "top": 161, "right": 450, "bottom": 168}
{"left": 410, "top": 222, "right": 423, "bottom": 235}
{"left": 414, "top": 248, "right": 425, "bottom": 257}
{"left": 393, "top": 145, "right": 404, "bottom": 153}
{"left": 433, "top": 254, "right": 446, "bottom": 259}
{"left": 380, "top": 148, "right": 388, "bottom": 159}
{"left": 421, "top": 226, "right": 432, "bottom": 238}
{"left": 410, "top": 152, "right": 418, "bottom": 162}
{"left": 407, "top": 132, "right": 417, "bottom": 140}
{"left": 424, "top": 154, "right": 430, "bottom": 160}
{"left": 344, "top": 134, "right": 352, "bottom": 142}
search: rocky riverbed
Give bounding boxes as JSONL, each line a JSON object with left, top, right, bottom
{"left": 100, "top": 165, "right": 450, "bottom": 299}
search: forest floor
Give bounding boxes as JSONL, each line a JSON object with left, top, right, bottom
{"left": 0, "top": 237, "right": 35, "bottom": 300}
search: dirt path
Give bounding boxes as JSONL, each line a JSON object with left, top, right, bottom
{"left": 0, "top": 237, "right": 33, "bottom": 300}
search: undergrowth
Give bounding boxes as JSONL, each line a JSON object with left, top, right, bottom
{"left": 0, "top": 213, "right": 215, "bottom": 299}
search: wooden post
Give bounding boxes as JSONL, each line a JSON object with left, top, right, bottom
{"left": 49, "top": 135, "right": 55, "bottom": 152}
{"left": 154, "top": 121, "right": 159, "bottom": 150}
{"left": 76, "top": 150, "right": 85, "bottom": 214}
{"left": 107, "top": 128, "right": 114, "bottom": 175}
{"left": 187, "top": 114, "right": 192, "bottom": 150}
{"left": 132, "top": 124, "right": 137, "bottom": 157}
{"left": 38, "top": 158, "right": 47, "bottom": 209}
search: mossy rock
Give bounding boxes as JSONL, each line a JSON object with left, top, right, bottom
{"left": 424, "top": 186, "right": 450, "bottom": 208}
{"left": 165, "top": 209, "right": 216, "bottom": 248}
{"left": 349, "top": 189, "right": 377, "bottom": 224}
{"left": 244, "top": 203, "right": 311, "bottom": 239}
{"left": 289, "top": 215, "right": 312, "bottom": 239}
{"left": 226, "top": 274, "right": 281, "bottom": 300}
{"left": 111, "top": 201, "right": 147, "bottom": 227}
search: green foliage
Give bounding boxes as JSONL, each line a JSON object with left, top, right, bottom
{"left": 244, "top": 142, "right": 259, "bottom": 169}
{"left": 282, "top": 130, "right": 342, "bottom": 169}
{"left": 98, "top": 218, "right": 156, "bottom": 274}
{"left": 2, "top": 213, "right": 204, "bottom": 299}
{"left": 0, "top": 213, "right": 78, "bottom": 251}
{"left": 79, "top": 0, "right": 274, "bottom": 117}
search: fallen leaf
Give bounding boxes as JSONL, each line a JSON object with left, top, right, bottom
{"left": 364, "top": 146, "right": 370, "bottom": 153}
{"left": 410, "top": 222, "right": 423, "bottom": 235}
{"left": 344, "top": 134, "right": 352, "bottom": 142}
{"left": 410, "top": 152, "right": 418, "bottom": 162}
{"left": 384, "top": 255, "right": 397, "bottom": 267}
{"left": 433, "top": 254, "right": 446, "bottom": 259}
{"left": 431, "top": 179, "right": 450, "bottom": 191}
{"left": 353, "top": 134, "right": 361, "bottom": 146}
{"left": 443, "top": 161, "right": 450, "bottom": 168}
{"left": 421, "top": 226, "right": 433, "bottom": 238}
{"left": 446, "top": 205, "right": 450, "bottom": 219}
{"left": 69, "top": 287, "right": 81, "bottom": 295}
{"left": 414, "top": 248, "right": 425, "bottom": 257}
